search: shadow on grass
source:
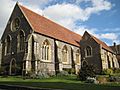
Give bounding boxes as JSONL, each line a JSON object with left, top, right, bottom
{"left": 0, "top": 81, "right": 120, "bottom": 90}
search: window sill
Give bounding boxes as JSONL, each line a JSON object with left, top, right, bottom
{"left": 41, "top": 59, "right": 52, "bottom": 63}
{"left": 62, "top": 61, "right": 69, "bottom": 64}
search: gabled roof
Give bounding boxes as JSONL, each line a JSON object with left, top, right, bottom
{"left": 18, "top": 4, "right": 81, "bottom": 47}
{"left": 92, "top": 36, "right": 113, "bottom": 52}
{"left": 85, "top": 31, "right": 114, "bottom": 53}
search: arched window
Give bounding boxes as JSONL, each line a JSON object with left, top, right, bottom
{"left": 107, "top": 55, "right": 111, "bottom": 68}
{"left": 82, "top": 60, "right": 88, "bottom": 67}
{"left": 85, "top": 46, "right": 92, "bottom": 57}
{"left": 41, "top": 39, "right": 51, "bottom": 60}
{"left": 62, "top": 45, "right": 68, "bottom": 62}
{"left": 76, "top": 49, "right": 80, "bottom": 64}
{"left": 11, "top": 18, "right": 20, "bottom": 32}
{"left": 112, "top": 58, "right": 115, "bottom": 68}
{"left": 17, "top": 30, "right": 25, "bottom": 51}
{"left": 5, "top": 35, "right": 11, "bottom": 54}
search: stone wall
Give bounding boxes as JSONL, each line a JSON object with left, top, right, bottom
{"left": 27, "top": 33, "right": 81, "bottom": 74}
{"left": 101, "top": 48, "right": 119, "bottom": 69}
{"left": 80, "top": 32, "right": 102, "bottom": 73}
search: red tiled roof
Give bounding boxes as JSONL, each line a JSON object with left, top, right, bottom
{"left": 19, "top": 4, "right": 81, "bottom": 47}
{"left": 92, "top": 35, "right": 114, "bottom": 52}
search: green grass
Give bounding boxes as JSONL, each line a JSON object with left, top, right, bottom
{"left": 0, "top": 75, "right": 120, "bottom": 90}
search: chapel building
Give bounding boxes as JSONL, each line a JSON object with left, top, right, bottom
{"left": 0, "top": 3, "right": 119, "bottom": 75}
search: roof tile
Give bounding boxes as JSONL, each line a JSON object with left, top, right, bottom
{"left": 19, "top": 5, "right": 81, "bottom": 47}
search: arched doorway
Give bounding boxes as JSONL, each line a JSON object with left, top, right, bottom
{"left": 9, "top": 58, "right": 16, "bottom": 75}
{"left": 82, "top": 60, "right": 88, "bottom": 67}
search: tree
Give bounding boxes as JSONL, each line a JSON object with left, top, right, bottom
{"left": 77, "top": 64, "right": 96, "bottom": 81}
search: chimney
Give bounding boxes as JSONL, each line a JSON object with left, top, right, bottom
{"left": 114, "top": 42, "right": 116, "bottom": 47}
{"left": 113, "top": 42, "right": 118, "bottom": 54}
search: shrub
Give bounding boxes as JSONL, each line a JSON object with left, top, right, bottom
{"left": 85, "top": 77, "right": 98, "bottom": 84}
{"left": 109, "top": 75, "right": 120, "bottom": 82}
{"left": 37, "top": 71, "right": 50, "bottom": 79}
{"left": 113, "top": 68, "right": 120, "bottom": 73}
{"left": 71, "top": 68, "right": 75, "bottom": 74}
{"left": 102, "top": 69, "right": 113, "bottom": 75}
{"left": 24, "top": 69, "right": 50, "bottom": 79}
{"left": 57, "top": 70, "right": 69, "bottom": 76}
{"left": 0, "top": 67, "right": 5, "bottom": 75}
{"left": 96, "top": 75, "right": 108, "bottom": 84}
{"left": 77, "top": 64, "right": 96, "bottom": 81}
{"left": 0, "top": 66, "right": 8, "bottom": 77}
{"left": 63, "top": 68, "right": 75, "bottom": 74}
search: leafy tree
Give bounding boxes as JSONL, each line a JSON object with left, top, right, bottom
{"left": 77, "top": 64, "right": 96, "bottom": 81}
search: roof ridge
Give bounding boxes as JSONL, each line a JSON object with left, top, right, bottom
{"left": 92, "top": 34, "right": 113, "bottom": 52}
{"left": 85, "top": 31, "right": 113, "bottom": 52}
{"left": 18, "top": 4, "right": 81, "bottom": 47}
{"left": 19, "top": 4, "right": 81, "bottom": 38}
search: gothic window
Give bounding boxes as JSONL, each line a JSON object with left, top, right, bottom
{"left": 85, "top": 46, "right": 92, "bottom": 57}
{"left": 62, "top": 45, "right": 68, "bottom": 62}
{"left": 17, "top": 30, "right": 25, "bottom": 51}
{"left": 82, "top": 60, "right": 88, "bottom": 67}
{"left": 76, "top": 49, "right": 80, "bottom": 64}
{"left": 11, "top": 18, "right": 20, "bottom": 31}
{"left": 41, "top": 40, "right": 51, "bottom": 60}
{"left": 5, "top": 35, "right": 11, "bottom": 54}
{"left": 107, "top": 55, "right": 111, "bottom": 68}
{"left": 112, "top": 58, "right": 115, "bottom": 68}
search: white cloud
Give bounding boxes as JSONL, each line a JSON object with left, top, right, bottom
{"left": 42, "top": 0, "right": 112, "bottom": 33}
{"left": 0, "top": 0, "right": 15, "bottom": 37}
{"left": 0, "top": 0, "right": 112, "bottom": 36}
{"left": 100, "top": 33, "right": 118, "bottom": 40}
{"left": 0, "top": 0, "right": 118, "bottom": 46}
{"left": 16, "top": 0, "right": 50, "bottom": 8}
{"left": 43, "top": 0, "right": 112, "bottom": 24}
{"left": 43, "top": 3, "right": 84, "bottom": 29}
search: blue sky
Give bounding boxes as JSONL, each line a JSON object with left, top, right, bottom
{"left": 0, "top": 0, "right": 120, "bottom": 46}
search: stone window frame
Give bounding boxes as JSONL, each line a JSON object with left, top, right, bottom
{"left": 62, "top": 45, "right": 68, "bottom": 64}
{"left": 11, "top": 17, "right": 21, "bottom": 32}
{"left": 41, "top": 39, "right": 51, "bottom": 62}
{"left": 85, "top": 46, "right": 92, "bottom": 57}
{"left": 76, "top": 49, "right": 80, "bottom": 64}
{"left": 4, "top": 34, "right": 12, "bottom": 55}
{"left": 82, "top": 60, "right": 88, "bottom": 67}
{"left": 17, "top": 30, "right": 25, "bottom": 52}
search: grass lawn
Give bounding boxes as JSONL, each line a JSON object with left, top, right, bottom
{"left": 0, "top": 75, "right": 120, "bottom": 90}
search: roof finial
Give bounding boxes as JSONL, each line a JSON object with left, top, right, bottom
{"left": 16, "top": 1, "right": 19, "bottom": 5}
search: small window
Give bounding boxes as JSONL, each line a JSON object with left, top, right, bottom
{"left": 41, "top": 39, "right": 51, "bottom": 60}
{"left": 5, "top": 35, "right": 11, "bottom": 55}
{"left": 85, "top": 46, "right": 92, "bottom": 57}
{"left": 17, "top": 30, "right": 25, "bottom": 52}
{"left": 82, "top": 60, "right": 88, "bottom": 67}
{"left": 76, "top": 49, "right": 80, "bottom": 64}
{"left": 11, "top": 18, "right": 20, "bottom": 31}
{"left": 62, "top": 45, "right": 68, "bottom": 62}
